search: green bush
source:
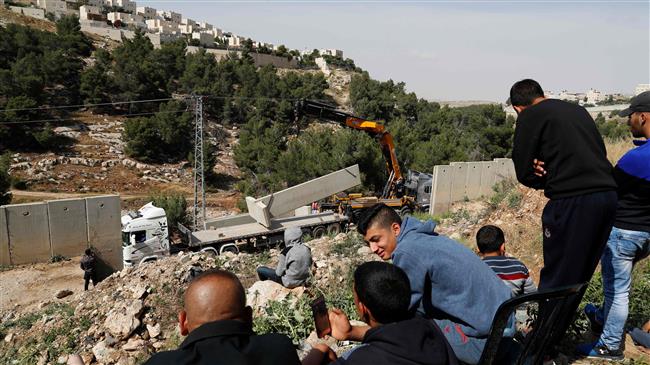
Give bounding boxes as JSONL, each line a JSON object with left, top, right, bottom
{"left": 149, "top": 194, "right": 188, "bottom": 232}
{"left": 0, "top": 154, "right": 12, "bottom": 205}
{"left": 489, "top": 179, "right": 521, "bottom": 209}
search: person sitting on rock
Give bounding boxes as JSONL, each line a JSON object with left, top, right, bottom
{"left": 256, "top": 227, "right": 312, "bottom": 288}
{"left": 144, "top": 269, "right": 301, "bottom": 365}
{"left": 302, "top": 261, "right": 459, "bottom": 365}
{"left": 476, "top": 225, "right": 537, "bottom": 296}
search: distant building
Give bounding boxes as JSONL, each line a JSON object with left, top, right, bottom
{"left": 79, "top": 5, "right": 104, "bottom": 21}
{"left": 635, "top": 84, "right": 650, "bottom": 96}
{"left": 136, "top": 6, "right": 157, "bottom": 20}
{"left": 182, "top": 17, "right": 196, "bottom": 26}
{"left": 178, "top": 23, "right": 194, "bottom": 34}
{"left": 36, "top": 0, "right": 67, "bottom": 18}
{"left": 192, "top": 31, "right": 214, "bottom": 47}
{"left": 319, "top": 48, "right": 343, "bottom": 58}
{"left": 199, "top": 21, "right": 213, "bottom": 30}
{"left": 586, "top": 88, "right": 603, "bottom": 104}
{"left": 156, "top": 10, "right": 181, "bottom": 24}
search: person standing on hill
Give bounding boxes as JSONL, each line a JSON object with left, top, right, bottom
{"left": 80, "top": 248, "right": 97, "bottom": 291}
{"left": 577, "top": 91, "right": 650, "bottom": 361}
{"left": 510, "top": 79, "right": 618, "bottom": 355}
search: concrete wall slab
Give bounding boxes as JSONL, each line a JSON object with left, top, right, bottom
{"left": 464, "top": 162, "right": 484, "bottom": 200}
{"left": 0, "top": 207, "right": 9, "bottom": 266}
{"left": 48, "top": 199, "right": 88, "bottom": 258}
{"left": 86, "top": 195, "right": 122, "bottom": 277}
{"left": 449, "top": 162, "right": 469, "bottom": 202}
{"left": 479, "top": 161, "right": 497, "bottom": 197}
{"left": 430, "top": 165, "right": 453, "bottom": 216}
{"left": 5, "top": 203, "right": 51, "bottom": 265}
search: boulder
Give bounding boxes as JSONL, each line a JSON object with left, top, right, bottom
{"left": 122, "top": 337, "right": 145, "bottom": 351}
{"left": 56, "top": 290, "right": 73, "bottom": 299}
{"left": 246, "top": 281, "right": 305, "bottom": 316}
{"left": 92, "top": 339, "right": 119, "bottom": 364}
{"left": 103, "top": 299, "right": 144, "bottom": 340}
{"left": 146, "top": 323, "right": 161, "bottom": 339}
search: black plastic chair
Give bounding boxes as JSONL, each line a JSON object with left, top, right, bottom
{"left": 477, "top": 282, "right": 588, "bottom": 365}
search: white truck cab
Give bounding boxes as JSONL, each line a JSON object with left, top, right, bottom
{"left": 121, "top": 203, "right": 170, "bottom": 267}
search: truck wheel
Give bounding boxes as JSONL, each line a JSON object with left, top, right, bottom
{"left": 327, "top": 224, "right": 341, "bottom": 236}
{"left": 312, "top": 226, "right": 326, "bottom": 239}
{"left": 220, "top": 245, "right": 239, "bottom": 255}
{"left": 399, "top": 207, "right": 413, "bottom": 217}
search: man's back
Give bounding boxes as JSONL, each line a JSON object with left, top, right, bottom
{"left": 482, "top": 255, "right": 537, "bottom": 296}
{"left": 144, "top": 320, "right": 301, "bottom": 365}
{"left": 613, "top": 140, "right": 650, "bottom": 232}
{"left": 334, "top": 316, "right": 458, "bottom": 365}
{"left": 513, "top": 98, "right": 616, "bottom": 199}
{"left": 391, "top": 217, "right": 512, "bottom": 337}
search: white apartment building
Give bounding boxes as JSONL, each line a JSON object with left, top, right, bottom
{"left": 199, "top": 21, "right": 213, "bottom": 30}
{"left": 79, "top": 5, "right": 104, "bottom": 21}
{"left": 319, "top": 48, "right": 343, "bottom": 58}
{"left": 157, "top": 10, "right": 181, "bottom": 24}
{"left": 226, "top": 35, "right": 245, "bottom": 47}
{"left": 635, "top": 84, "right": 650, "bottom": 95}
{"left": 36, "top": 0, "right": 67, "bottom": 17}
{"left": 105, "top": 0, "right": 135, "bottom": 13}
{"left": 85, "top": 0, "right": 106, "bottom": 7}
{"left": 192, "top": 32, "right": 214, "bottom": 47}
{"left": 136, "top": 6, "right": 157, "bottom": 19}
{"left": 586, "top": 88, "right": 603, "bottom": 104}
{"left": 182, "top": 18, "right": 196, "bottom": 26}
{"left": 178, "top": 23, "right": 194, "bottom": 34}
{"left": 146, "top": 18, "right": 175, "bottom": 34}
{"left": 107, "top": 11, "right": 144, "bottom": 26}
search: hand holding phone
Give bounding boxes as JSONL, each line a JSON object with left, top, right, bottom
{"left": 310, "top": 295, "right": 331, "bottom": 338}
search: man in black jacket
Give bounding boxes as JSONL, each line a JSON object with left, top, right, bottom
{"left": 144, "top": 269, "right": 301, "bottom": 365}
{"left": 510, "top": 79, "right": 617, "bottom": 289}
{"left": 302, "top": 261, "right": 458, "bottom": 365}
{"left": 510, "top": 79, "right": 618, "bottom": 355}
{"left": 80, "top": 249, "right": 96, "bottom": 291}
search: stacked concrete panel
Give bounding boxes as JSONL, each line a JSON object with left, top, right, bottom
{"left": 429, "top": 165, "right": 453, "bottom": 216}
{"left": 465, "top": 162, "right": 484, "bottom": 200}
{"left": 5, "top": 203, "right": 51, "bottom": 265}
{"left": 0, "top": 207, "right": 9, "bottom": 266}
{"left": 86, "top": 195, "right": 123, "bottom": 278}
{"left": 48, "top": 199, "right": 89, "bottom": 258}
{"left": 479, "top": 161, "right": 497, "bottom": 197}
{"left": 449, "top": 162, "right": 469, "bottom": 202}
{"left": 494, "top": 158, "right": 517, "bottom": 181}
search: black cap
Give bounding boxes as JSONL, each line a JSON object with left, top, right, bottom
{"left": 619, "top": 91, "right": 650, "bottom": 117}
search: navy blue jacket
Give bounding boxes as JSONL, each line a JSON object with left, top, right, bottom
{"left": 613, "top": 139, "right": 650, "bottom": 232}
{"left": 391, "top": 217, "right": 512, "bottom": 338}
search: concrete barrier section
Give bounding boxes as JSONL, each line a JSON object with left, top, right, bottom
{"left": 449, "top": 162, "right": 469, "bottom": 202}
{"left": 48, "top": 198, "right": 89, "bottom": 258}
{"left": 494, "top": 158, "right": 516, "bottom": 181}
{"left": 0, "top": 207, "right": 9, "bottom": 266}
{"left": 429, "top": 165, "right": 453, "bottom": 216}
{"left": 479, "top": 161, "right": 497, "bottom": 197}
{"left": 5, "top": 203, "right": 51, "bottom": 265}
{"left": 86, "top": 195, "right": 123, "bottom": 276}
{"left": 465, "top": 162, "right": 484, "bottom": 200}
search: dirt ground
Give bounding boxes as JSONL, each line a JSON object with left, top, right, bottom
{"left": 0, "top": 257, "right": 85, "bottom": 313}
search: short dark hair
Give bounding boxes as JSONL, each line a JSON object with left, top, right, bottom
{"left": 476, "top": 225, "right": 505, "bottom": 254}
{"left": 357, "top": 203, "right": 402, "bottom": 236}
{"left": 85, "top": 248, "right": 92, "bottom": 255}
{"left": 509, "top": 79, "right": 544, "bottom": 107}
{"left": 353, "top": 261, "right": 411, "bottom": 324}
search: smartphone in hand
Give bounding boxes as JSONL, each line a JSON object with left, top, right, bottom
{"left": 310, "top": 295, "right": 331, "bottom": 338}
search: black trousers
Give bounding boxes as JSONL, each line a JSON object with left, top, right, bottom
{"left": 538, "top": 190, "right": 617, "bottom": 353}
{"left": 84, "top": 272, "right": 97, "bottom": 291}
{"left": 539, "top": 190, "right": 617, "bottom": 289}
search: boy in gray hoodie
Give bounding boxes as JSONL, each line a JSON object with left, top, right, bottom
{"left": 256, "top": 227, "right": 312, "bottom": 288}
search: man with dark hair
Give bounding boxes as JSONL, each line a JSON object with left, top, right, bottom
{"left": 477, "top": 225, "right": 536, "bottom": 296}
{"left": 303, "top": 261, "right": 458, "bottom": 365}
{"left": 510, "top": 79, "right": 618, "bottom": 359}
{"left": 352, "top": 204, "right": 512, "bottom": 364}
{"left": 144, "top": 269, "right": 301, "bottom": 365}
{"left": 510, "top": 78, "right": 617, "bottom": 289}
{"left": 80, "top": 248, "right": 96, "bottom": 291}
{"left": 577, "top": 91, "right": 650, "bottom": 360}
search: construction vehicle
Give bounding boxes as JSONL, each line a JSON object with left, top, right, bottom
{"left": 295, "top": 100, "right": 432, "bottom": 219}
{"left": 121, "top": 165, "right": 360, "bottom": 266}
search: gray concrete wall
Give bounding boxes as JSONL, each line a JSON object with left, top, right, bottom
{"left": 86, "top": 195, "right": 123, "bottom": 278}
{"left": 0, "top": 208, "right": 9, "bottom": 266}
{"left": 187, "top": 46, "right": 299, "bottom": 69}
{"left": 5, "top": 203, "right": 52, "bottom": 265}
{"left": 48, "top": 199, "right": 89, "bottom": 258}
{"left": 429, "top": 158, "right": 517, "bottom": 216}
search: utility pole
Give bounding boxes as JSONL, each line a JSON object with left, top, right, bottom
{"left": 192, "top": 95, "right": 206, "bottom": 230}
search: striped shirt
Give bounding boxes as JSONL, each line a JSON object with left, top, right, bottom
{"left": 482, "top": 256, "right": 537, "bottom": 296}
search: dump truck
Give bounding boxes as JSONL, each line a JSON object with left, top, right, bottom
{"left": 295, "top": 100, "right": 433, "bottom": 219}
{"left": 122, "top": 165, "right": 361, "bottom": 267}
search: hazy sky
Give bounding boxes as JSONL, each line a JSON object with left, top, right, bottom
{"left": 139, "top": 1, "right": 650, "bottom": 102}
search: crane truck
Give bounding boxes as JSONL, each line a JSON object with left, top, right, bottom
{"left": 295, "top": 100, "right": 432, "bottom": 219}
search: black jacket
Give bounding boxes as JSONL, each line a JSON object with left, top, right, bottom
{"left": 613, "top": 140, "right": 650, "bottom": 232}
{"left": 333, "top": 317, "right": 459, "bottom": 365}
{"left": 144, "top": 320, "right": 301, "bottom": 365}
{"left": 512, "top": 99, "right": 616, "bottom": 199}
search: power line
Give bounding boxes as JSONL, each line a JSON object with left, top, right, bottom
{"left": 0, "top": 97, "right": 178, "bottom": 113}
{"left": 0, "top": 109, "right": 188, "bottom": 125}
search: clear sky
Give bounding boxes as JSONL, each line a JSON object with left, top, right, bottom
{"left": 139, "top": 0, "right": 650, "bottom": 102}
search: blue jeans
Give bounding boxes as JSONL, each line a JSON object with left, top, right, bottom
{"left": 256, "top": 266, "right": 282, "bottom": 284}
{"left": 596, "top": 227, "right": 650, "bottom": 350}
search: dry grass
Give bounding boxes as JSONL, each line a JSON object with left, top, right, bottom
{"left": 606, "top": 138, "right": 634, "bottom": 164}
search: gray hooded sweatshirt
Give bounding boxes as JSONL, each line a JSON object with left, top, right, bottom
{"left": 275, "top": 227, "right": 312, "bottom": 288}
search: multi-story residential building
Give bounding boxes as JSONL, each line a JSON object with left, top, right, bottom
{"left": 635, "top": 84, "right": 650, "bottom": 96}
{"left": 319, "top": 48, "right": 343, "bottom": 58}
{"left": 182, "top": 18, "right": 196, "bottom": 26}
{"left": 199, "top": 21, "right": 213, "bottom": 30}
{"left": 192, "top": 32, "right": 214, "bottom": 47}
{"left": 107, "top": 11, "right": 144, "bottom": 27}
{"left": 105, "top": 0, "right": 135, "bottom": 13}
{"left": 85, "top": 0, "right": 106, "bottom": 7}
{"left": 226, "top": 34, "right": 245, "bottom": 47}
{"left": 146, "top": 18, "right": 175, "bottom": 34}
{"left": 36, "top": 0, "right": 67, "bottom": 17}
{"left": 178, "top": 23, "right": 194, "bottom": 34}
{"left": 586, "top": 88, "right": 603, "bottom": 104}
{"left": 136, "top": 6, "right": 157, "bottom": 19}
{"left": 156, "top": 10, "right": 181, "bottom": 24}
{"left": 79, "top": 5, "right": 105, "bottom": 21}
